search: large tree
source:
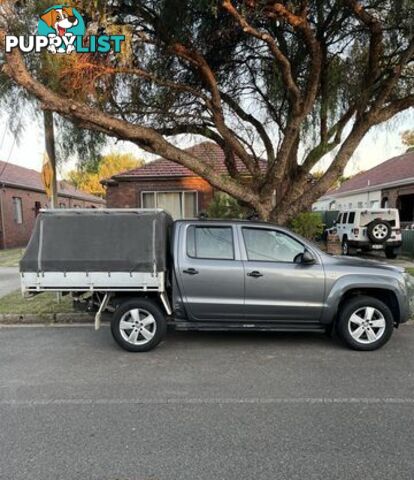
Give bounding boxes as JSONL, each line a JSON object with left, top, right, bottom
{"left": 1, "top": 0, "right": 413, "bottom": 222}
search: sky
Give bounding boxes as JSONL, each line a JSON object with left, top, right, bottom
{"left": 0, "top": 109, "right": 412, "bottom": 180}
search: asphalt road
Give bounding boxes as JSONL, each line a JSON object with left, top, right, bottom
{"left": 0, "top": 267, "right": 20, "bottom": 298}
{"left": 1, "top": 325, "right": 414, "bottom": 480}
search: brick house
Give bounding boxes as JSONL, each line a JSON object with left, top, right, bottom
{"left": 313, "top": 151, "right": 414, "bottom": 225}
{"left": 0, "top": 160, "right": 105, "bottom": 249}
{"left": 103, "top": 142, "right": 260, "bottom": 219}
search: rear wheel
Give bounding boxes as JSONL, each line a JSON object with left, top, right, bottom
{"left": 111, "top": 298, "right": 167, "bottom": 352}
{"left": 385, "top": 247, "right": 397, "bottom": 259}
{"left": 336, "top": 296, "right": 394, "bottom": 351}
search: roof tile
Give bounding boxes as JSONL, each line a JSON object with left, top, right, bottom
{"left": 113, "top": 142, "right": 267, "bottom": 179}
{"left": 330, "top": 151, "right": 414, "bottom": 196}
{"left": 0, "top": 160, "right": 105, "bottom": 203}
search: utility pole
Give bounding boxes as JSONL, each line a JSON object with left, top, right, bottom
{"left": 43, "top": 110, "right": 58, "bottom": 208}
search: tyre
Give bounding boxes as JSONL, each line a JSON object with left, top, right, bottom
{"left": 367, "top": 219, "right": 391, "bottom": 244}
{"left": 342, "top": 237, "right": 351, "bottom": 256}
{"left": 111, "top": 298, "right": 167, "bottom": 352}
{"left": 385, "top": 247, "right": 397, "bottom": 259}
{"left": 336, "top": 295, "right": 394, "bottom": 351}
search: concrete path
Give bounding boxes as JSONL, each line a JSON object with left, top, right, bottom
{"left": 0, "top": 267, "right": 20, "bottom": 298}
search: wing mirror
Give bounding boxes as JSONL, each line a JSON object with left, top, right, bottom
{"left": 301, "top": 249, "right": 316, "bottom": 265}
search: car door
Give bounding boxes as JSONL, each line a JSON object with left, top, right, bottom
{"left": 177, "top": 223, "right": 245, "bottom": 321}
{"left": 239, "top": 226, "right": 325, "bottom": 323}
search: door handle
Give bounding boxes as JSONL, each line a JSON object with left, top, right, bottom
{"left": 247, "top": 270, "right": 263, "bottom": 278}
{"left": 183, "top": 268, "right": 199, "bottom": 275}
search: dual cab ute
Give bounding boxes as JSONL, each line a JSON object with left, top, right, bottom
{"left": 20, "top": 209, "right": 412, "bottom": 352}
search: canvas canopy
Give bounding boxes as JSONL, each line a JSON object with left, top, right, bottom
{"left": 20, "top": 209, "right": 173, "bottom": 273}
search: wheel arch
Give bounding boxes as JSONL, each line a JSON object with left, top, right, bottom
{"left": 337, "top": 288, "right": 400, "bottom": 325}
{"left": 322, "top": 275, "right": 403, "bottom": 326}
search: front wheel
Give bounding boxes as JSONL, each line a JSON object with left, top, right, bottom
{"left": 336, "top": 296, "right": 394, "bottom": 351}
{"left": 111, "top": 298, "right": 167, "bottom": 352}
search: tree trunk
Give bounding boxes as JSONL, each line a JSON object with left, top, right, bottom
{"left": 43, "top": 110, "right": 58, "bottom": 208}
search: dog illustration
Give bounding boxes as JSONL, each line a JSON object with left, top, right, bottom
{"left": 40, "top": 7, "right": 79, "bottom": 53}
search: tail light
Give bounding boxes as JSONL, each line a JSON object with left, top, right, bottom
{"left": 352, "top": 228, "right": 359, "bottom": 235}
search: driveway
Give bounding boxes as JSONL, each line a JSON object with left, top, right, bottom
{"left": 1, "top": 326, "right": 414, "bottom": 480}
{"left": 0, "top": 266, "right": 20, "bottom": 298}
{"left": 359, "top": 251, "right": 414, "bottom": 268}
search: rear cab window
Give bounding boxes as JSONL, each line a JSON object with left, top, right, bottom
{"left": 187, "top": 225, "right": 234, "bottom": 260}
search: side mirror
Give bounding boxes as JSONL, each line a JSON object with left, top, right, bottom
{"left": 302, "top": 249, "right": 316, "bottom": 265}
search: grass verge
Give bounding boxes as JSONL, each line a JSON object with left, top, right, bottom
{"left": 406, "top": 267, "right": 414, "bottom": 276}
{"left": 0, "top": 248, "right": 24, "bottom": 267}
{"left": 0, "top": 290, "right": 74, "bottom": 315}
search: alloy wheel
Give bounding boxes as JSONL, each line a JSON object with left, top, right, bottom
{"left": 347, "top": 306, "right": 386, "bottom": 344}
{"left": 119, "top": 308, "right": 157, "bottom": 346}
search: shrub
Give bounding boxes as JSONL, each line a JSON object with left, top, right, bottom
{"left": 290, "top": 212, "right": 324, "bottom": 240}
{"left": 206, "top": 193, "right": 249, "bottom": 219}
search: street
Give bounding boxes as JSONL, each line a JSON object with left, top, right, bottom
{"left": 1, "top": 325, "right": 414, "bottom": 479}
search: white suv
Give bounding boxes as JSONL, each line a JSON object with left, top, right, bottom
{"left": 331, "top": 208, "right": 402, "bottom": 259}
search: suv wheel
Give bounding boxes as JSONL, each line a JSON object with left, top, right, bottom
{"left": 111, "top": 298, "right": 167, "bottom": 352}
{"left": 385, "top": 247, "right": 397, "bottom": 259}
{"left": 336, "top": 296, "right": 394, "bottom": 351}
{"left": 367, "top": 219, "right": 392, "bottom": 244}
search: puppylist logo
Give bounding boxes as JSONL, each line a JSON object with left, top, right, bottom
{"left": 5, "top": 5, "right": 125, "bottom": 55}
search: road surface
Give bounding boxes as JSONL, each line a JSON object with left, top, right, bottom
{"left": 1, "top": 325, "right": 414, "bottom": 479}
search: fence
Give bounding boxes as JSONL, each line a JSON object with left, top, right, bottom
{"left": 402, "top": 230, "right": 414, "bottom": 257}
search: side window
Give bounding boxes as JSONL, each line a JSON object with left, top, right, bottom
{"left": 187, "top": 226, "right": 234, "bottom": 260}
{"left": 242, "top": 228, "right": 304, "bottom": 263}
{"left": 13, "top": 197, "right": 23, "bottom": 224}
{"left": 337, "top": 213, "right": 343, "bottom": 224}
{"left": 342, "top": 212, "right": 349, "bottom": 223}
{"left": 348, "top": 212, "right": 355, "bottom": 223}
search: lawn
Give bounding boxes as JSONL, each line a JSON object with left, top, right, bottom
{"left": 0, "top": 290, "right": 74, "bottom": 315}
{"left": 0, "top": 248, "right": 24, "bottom": 267}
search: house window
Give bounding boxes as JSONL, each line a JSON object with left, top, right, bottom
{"left": 142, "top": 191, "right": 197, "bottom": 219}
{"left": 59, "top": 203, "right": 66, "bottom": 208}
{"left": 34, "top": 201, "right": 41, "bottom": 217}
{"left": 13, "top": 197, "right": 23, "bottom": 224}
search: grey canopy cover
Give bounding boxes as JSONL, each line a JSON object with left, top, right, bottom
{"left": 20, "top": 210, "right": 173, "bottom": 273}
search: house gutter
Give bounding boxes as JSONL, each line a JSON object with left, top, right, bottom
{"left": 321, "top": 176, "right": 414, "bottom": 200}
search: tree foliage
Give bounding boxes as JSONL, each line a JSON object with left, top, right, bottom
{"left": 67, "top": 152, "right": 143, "bottom": 197}
{"left": 401, "top": 129, "right": 414, "bottom": 152}
{"left": 206, "top": 192, "right": 250, "bottom": 218}
{"left": 290, "top": 211, "right": 323, "bottom": 240}
{"left": 1, "top": 0, "right": 413, "bottom": 223}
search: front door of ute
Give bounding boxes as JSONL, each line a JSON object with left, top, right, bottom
{"left": 240, "top": 226, "right": 325, "bottom": 323}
